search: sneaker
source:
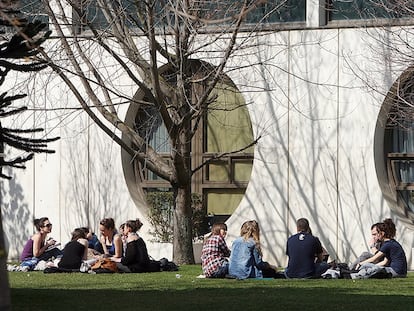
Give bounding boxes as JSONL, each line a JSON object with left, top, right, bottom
{"left": 19, "top": 266, "right": 29, "bottom": 272}
{"left": 34, "top": 260, "right": 47, "bottom": 271}
{"left": 7, "top": 264, "right": 18, "bottom": 271}
{"left": 80, "top": 262, "right": 90, "bottom": 273}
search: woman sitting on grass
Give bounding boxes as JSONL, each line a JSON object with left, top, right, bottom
{"left": 97, "top": 217, "right": 123, "bottom": 259}
{"left": 111, "top": 219, "right": 153, "bottom": 273}
{"left": 357, "top": 218, "right": 407, "bottom": 278}
{"left": 201, "top": 223, "right": 231, "bottom": 278}
{"left": 20, "top": 217, "right": 62, "bottom": 271}
{"left": 58, "top": 228, "right": 89, "bottom": 270}
{"left": 228, "top": 220, "right": 277, "bottom": 279}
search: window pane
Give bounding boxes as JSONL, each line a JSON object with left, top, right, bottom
{"left": 329, "top": 0, "right": 403, "bottom": 20}
{"left": 246, "top": 0, "right": 306, "bottom": 23}
{"left": 205, "top": 0, "right": 305, "bottom": 24}
{"left": 81, "top": 0, "right": 140, "bottom": 30}
{"left": 234, "top": 160, "right": 253, "bottom": 182}
{"left": 206, "top": 83, "right": 254, "bottom": 153}
{"left": 208, "top": 162, "right": 229, "bottom": 182}
{"left": 207, "top": 190, "right": 245, "bottom": 215}
{"left": 399, "top": 191, "right": 414, "bottom": 213}
{"left": 135, "top": 106, "right": 171, "bottom": 153}
{"left": 21, "top": 0, "right": 49, "bottom": 24}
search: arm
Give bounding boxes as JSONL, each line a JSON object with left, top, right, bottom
{"left": 113, "top": 234, "right": 123, "bottom": 258}
{"left": 32, "top": 234, "right": 50, "bottom": 257}
{"left": 79, "top": 239, "right": 89, "bottom": 261}
{"left": 218, "top": 236, "right": 231, "bottom": 257}
{"left": 376, "top": 257, "right": 388, "bottom": 267}
{"left": 99, "top": 235, "right": 109, "bottom": 256}
{"left": 252, "top": 246, "right": 270, "bottom": 270}
{"left": 359, "top": 251, "right": 384, "bottom": 266}
{"left": 315, "top": 252, "right": 324, "bottom": 263}
{"left": 314, "top": 238, "right": 324, "bottom": 263}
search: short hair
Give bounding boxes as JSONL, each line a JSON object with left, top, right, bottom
{"left": 377, "top": 218, "right": 396, "bottom": 239}
{"left": 296, "top": 218, "right": 310, "bottom": 233}
{"left": 371, "top": 223, "right": 381, "bottom": 230}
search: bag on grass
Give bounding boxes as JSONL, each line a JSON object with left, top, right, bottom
{"left": 91, "top": 258, "right": 118, "bottom": 273}
{"left": 159, "top": 257, "right": 179, "bottom": 271}
{"left": 147, "top": 260, "right": 162, "bottom": 272}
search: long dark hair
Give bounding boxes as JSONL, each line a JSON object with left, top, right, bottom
{"left": 33, "top": 217, "right": 49, "bottom": 231}
{"left": 71, "top": 228, "right": 87, "bottom": 241}
{"left": 125, "top": 219, "right": 143, "bottom": 232}
{"left": 100, "top": 218, "right": 115, "bottom": 230}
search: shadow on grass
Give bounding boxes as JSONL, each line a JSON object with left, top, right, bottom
{"left": 11, "top": 286, "right": 414, "bottom": 311}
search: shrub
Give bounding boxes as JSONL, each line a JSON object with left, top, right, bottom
{"left": 146, "top": 192, "right": 206, "bottom": 242}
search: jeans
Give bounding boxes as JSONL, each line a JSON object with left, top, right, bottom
{"left": 210, "top": 261, "right": 229, "bottom": 278}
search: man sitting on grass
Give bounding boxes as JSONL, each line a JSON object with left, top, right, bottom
{"left": 284, "top": 218, "right": 329, "bottom": 279}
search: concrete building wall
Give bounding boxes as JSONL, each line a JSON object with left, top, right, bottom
{"left": 1, "top": 7, "right": 414, "bottom": 269}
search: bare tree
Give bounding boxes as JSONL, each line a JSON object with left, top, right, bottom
{"left": 38, "top": 0, "right": 294, "bottom": 263}
{"left": 0, "top": 3, "right": 58, "bottom": 310}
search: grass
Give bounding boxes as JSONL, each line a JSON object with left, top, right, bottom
{"left": 9, "top": 265, "right": 414, "bottom": 311}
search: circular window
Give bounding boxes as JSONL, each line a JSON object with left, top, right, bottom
{"left": 375, "top": 67, "right": 414, "bottom": 220}
{"left": 121, "top": 60, "right": 255, "bottom": 226}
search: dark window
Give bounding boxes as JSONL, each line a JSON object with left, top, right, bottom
{"left": 21, "top": 0, "right": 48, "bottom": 24}
{"left": 385, "top": 80, "right": 414, "bottom": 214}
{"left": 328, "top": 0, "right": 406, "bottom": 21}
{"left": 79, "top": 0, "right": 306, "bottom": 31}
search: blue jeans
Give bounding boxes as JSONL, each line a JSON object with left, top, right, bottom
{"left": 210, "top": 261, "right": 229, "bottom": 278}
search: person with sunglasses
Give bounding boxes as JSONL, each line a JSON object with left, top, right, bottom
{"left": 20, "top": 217, "right": 62, "bottom": 271}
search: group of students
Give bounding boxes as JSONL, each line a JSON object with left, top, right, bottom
{"left": 201, "top": 217, "right": 408, "bottom": 279}
{"left": 19, "top": 216, "right": 154, "bottom": 273}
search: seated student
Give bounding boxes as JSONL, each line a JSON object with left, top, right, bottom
{"left": 58, "top": 228, "right": 89, "bottom": 270}
{"left": 20, "top": 217, "right": 62, "bottom": 271}
{"left": 80, "top": 227, "right": 101, "bottom": 258}
{"left": 228, "top": 220, "right": 277, "bottom": 279}
{"left": 97, "top": 217, "right": 123, "bottom": 258}
{"left": 201, "top": 223, "right": 231, "bottom": 278}
{"left": 284, "top": 218, "right": 329, "bottom": 279}
{"left": 356, "top": 218, "right": 407, "bottom": 278}
{"left": 349, "top": 223, "right": 383, "bottom": 270}
{"left": 79, "top": 227, "right": 100, "bottom": 250}
{"left": 111, "top": 219, "right": 152, "bottom": 273}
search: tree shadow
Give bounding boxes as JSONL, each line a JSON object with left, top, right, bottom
{"left": 10, "top": 286, "right": 414, "bottom": 311}
{"left": 1, "top": 165, "right": 31, "bottom": 260}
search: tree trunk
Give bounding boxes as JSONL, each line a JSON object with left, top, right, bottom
{"left": 173, "top": 184, "right": 195, "bottom": 264}
{"left": 0, "top": 164, "right": 12, "bottom": 311}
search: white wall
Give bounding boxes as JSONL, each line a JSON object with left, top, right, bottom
{"left": 1, "top": 16, "right": 413, "bottom": 269}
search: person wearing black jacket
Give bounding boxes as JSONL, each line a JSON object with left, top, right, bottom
{"left": 112, "top": 219, "right": 151, "bottom": 273}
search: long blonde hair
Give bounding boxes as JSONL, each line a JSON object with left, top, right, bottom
{"left": 240, "top": 220, "right": 262, "bottom": 256}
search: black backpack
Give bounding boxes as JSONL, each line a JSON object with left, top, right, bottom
{"left": 159, "top": 257, "right": 179, "bottom": 271}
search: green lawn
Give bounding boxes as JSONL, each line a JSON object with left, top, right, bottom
{"left": 9, "top": 265, "right": 414, "bottom": 311}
